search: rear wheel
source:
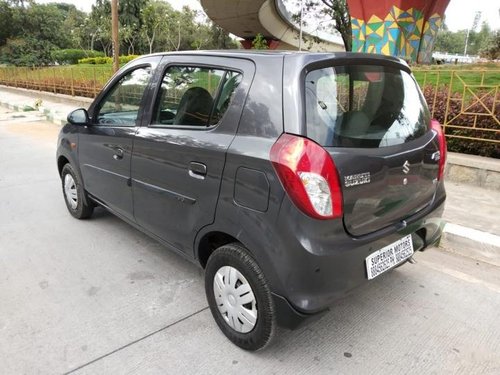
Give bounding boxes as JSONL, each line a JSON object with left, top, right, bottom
{"left": 205, "top": 243, "right": 276, "bottom": 351}
{"left": 61, "top": 164, "right": 94, "bottom": 219}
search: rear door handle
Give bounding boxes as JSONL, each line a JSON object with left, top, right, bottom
{"left": 113, "top": 147, "right": 124, "bottom": 160}
{"left": 188, "top": 162, "right": 207, "bottom": 180}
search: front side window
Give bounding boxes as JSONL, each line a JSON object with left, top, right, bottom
{"left": 95, "top": 66, "right": 152, "bottom": 126}
{"left": 153, "top": 66, "right": 242, "bottom": 127}
{"left": 305, "top": 64, "right": 430, "bottom": 148}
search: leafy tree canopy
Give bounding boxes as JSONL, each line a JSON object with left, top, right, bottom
{"left": 0, "top": 0, "right": 239, "bottom": 66}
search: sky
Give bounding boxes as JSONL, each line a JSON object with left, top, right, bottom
{"left": 37, "top": 0, "right": 500, "bottom": 32}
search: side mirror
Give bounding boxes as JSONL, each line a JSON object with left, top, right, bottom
{"left": 67, "top": 108, "right": 90, "bottom": 125}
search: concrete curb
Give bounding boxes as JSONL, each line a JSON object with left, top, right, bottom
{"left": 0, "top": 84, "right": 93, "bottom": 107}
{"left": 445, "top": 153, "right": 500, "bottom": 191}
{"left": 0, "top": 100, "right": 35, "bottom": 113}
{"left": 0, "top": 85, "right": 92, "bottom": 127}
{"left": 440, "top": 223, "right": 500, "bottom": 267}
{"left": 39, "top": 106, "right": 67, "bottom": 126}
{"left": 0, "top": 99, "right": 65, "bottom": 126}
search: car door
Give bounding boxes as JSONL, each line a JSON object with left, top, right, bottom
{"left": 78, "top": 57, "right": 160, "bottom": 220}
{"left": 131, "top": 55, "right": 255, "bottom": 255}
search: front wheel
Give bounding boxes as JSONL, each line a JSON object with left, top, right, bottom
{"left": 205, "top": 243, "right": 276, "bottom": 351}
{"left": 61, "top": 164, "right": 94, "bottom": 219}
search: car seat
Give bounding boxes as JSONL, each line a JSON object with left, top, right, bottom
{"left": 174, "top": 87, "right": 214, "bottom": 126}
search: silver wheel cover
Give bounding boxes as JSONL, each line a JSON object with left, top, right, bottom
{"left": 64, "top": 173, "right": 78, "bottom": 210}
{"left": 213, "top": 266, "right": 257, "bottom": 333}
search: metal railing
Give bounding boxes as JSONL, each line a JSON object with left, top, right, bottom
{"left": 0, "top": 66, "right": 113, "bottom": 98}
{"left": 413, "top": 69, "right": 499, "bottom": 145}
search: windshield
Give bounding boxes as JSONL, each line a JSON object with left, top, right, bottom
{"left": 305, "top": 64, "right": 430, "bottom": 148}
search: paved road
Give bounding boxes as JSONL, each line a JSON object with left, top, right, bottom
{"left": 1, "top": 107, "right": 499, "bottom": 375}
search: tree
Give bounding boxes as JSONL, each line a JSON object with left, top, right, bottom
{"left": 434, "top": 29, "right": 467, "bottom": 54}
{"left": 61, "top": 4, "right": 88, "bottom": 50}
{"left": 141, "top": 0, "right": 174, "bottom": 53}
{"left": 0, "top": 1, "right": 13, "bottom": 46}
{"left": 472, "top": 22, "right": 493, "bottom": 55}
{"left": 121, "top": 24, "right": 139, "bottom": 55}
{"left": 1, "top": 37, "right": 55, "bottom": 66}
{"left": 288, "top": 0, "right": 351, "bottom": 51}
{"left": 89, "top": 0, "right": 113, "bottom": 55}
{"left": 434, "top": 23, "right": 497, "bottom": 56}
{"left": 172, "top": 6, "right": 198, "bottom": 51}
{"left": 118, "top": 0, "right": 148, "bottom": 54}
{"left": 315, "top": 0, "right": 351, "bottom": 51}
{"left": 480, "top": 30, "right": 500, "bottom": 60}
{"left": 0, "top": 2, "right": 85, "bottom": 65}
{"left": 0, "top": 0, "right": 240, "bottom": 65}
{"left": 207, "top": 24, "right": 238, "bottom": 50}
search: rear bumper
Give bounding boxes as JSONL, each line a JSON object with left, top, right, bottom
{"left": 269, "top": 187, "right": 446, "bottom": 324}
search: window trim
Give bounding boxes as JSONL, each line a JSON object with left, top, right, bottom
{"left": 148, "top": 63, "right": 243, "bottom": 131}
{"left": 91, "top": 63, "right": 153, "bottom": 128}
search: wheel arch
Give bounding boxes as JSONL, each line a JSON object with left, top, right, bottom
{"left": 57, "top": 155, "right": 70, "bottom": 176}
{"left": 196, "top": 231, "right": 240, "bottom": 269}
{"left": 57, "top": 153, "right": 93, "bottom": 208}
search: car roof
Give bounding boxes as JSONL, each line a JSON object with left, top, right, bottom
{"left": 141, "top": 50, "right": 408, "bottom": 67}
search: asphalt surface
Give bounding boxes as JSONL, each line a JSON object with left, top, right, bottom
{"left": 1, "top": 107, "right": 499, "bottom": 375}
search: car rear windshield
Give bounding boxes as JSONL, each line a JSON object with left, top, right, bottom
{"left": 305, "top": 64, "right": 430, "bottom": 148}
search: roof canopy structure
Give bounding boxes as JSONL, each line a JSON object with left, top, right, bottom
{"left": 200, "top": 0, "right": 345, "bottom": 51}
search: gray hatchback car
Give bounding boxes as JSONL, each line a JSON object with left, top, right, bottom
{"left": 57, "top": 51, "right": 446, "bottom": 350}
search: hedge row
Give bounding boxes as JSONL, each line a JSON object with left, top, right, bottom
{"left": 51, "top": 49, "right": 105, "bottom": 65}
{"left": 78, "top": 55, "right": 139, "bottom": 65}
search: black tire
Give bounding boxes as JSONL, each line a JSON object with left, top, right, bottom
{"left": 61, "top": 163, "right": 94, "bottom": 219}
{"left": 205, "top": 243, "right": 276, "bottom": 351}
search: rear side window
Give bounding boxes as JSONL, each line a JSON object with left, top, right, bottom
{"left": 305, "top": 65, "right": 430, "bottom": 148}
{"left": 153, "top": 66, "right": 242, "bottom": 127}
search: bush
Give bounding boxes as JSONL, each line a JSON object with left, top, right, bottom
{"left": 78, "top": 56, "right": 111, "bottom": 64}
{"left": 0, "top": 37, "right": 55, "bottom": 66}
{"left": 78, "top": 55, "right": 139, "bottom": 65}
{"left": 119, "top": 55, "right": 139, "bottom": 64}
{"left": 423, "top": 86, "right": 499, "bottom": 158}
{"left": 52, "top": 49, "right": 104, "bottom": 65}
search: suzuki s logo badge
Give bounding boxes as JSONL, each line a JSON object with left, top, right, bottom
{"left": 402, "top": 160, "right": 411, "bottom": 175}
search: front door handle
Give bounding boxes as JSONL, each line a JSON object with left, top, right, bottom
{"left": 113, "top": 147, "right": 124, "bottom": 160}
{"left": 188, "top": 162, "right": 207, "bottom": 180}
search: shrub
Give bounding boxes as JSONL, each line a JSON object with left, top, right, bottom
{"left": 78, "top": 55, "right": 139, "bottom": 65}
{"left": 52, "top": 49, "right": 104, "bottom": 65}
{"left": 78, "top": 56, "right": 111, "bottom": 64}
{"left": 119, "top": 55, "right": 139, "bottom": 64}
{"left": 423, "top": 86, "right": 499, "bottom": 158}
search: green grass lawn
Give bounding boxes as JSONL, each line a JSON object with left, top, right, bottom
{"left": 412, "top": 63, "right": 500, "bottom": 93}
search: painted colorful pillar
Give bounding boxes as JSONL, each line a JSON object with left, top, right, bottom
{"left": 347, "top": 0, "right": 450, "bottom": 63}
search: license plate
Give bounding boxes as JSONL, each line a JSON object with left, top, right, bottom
{"left": 366, "top": 235, "right": 414, "bottom": 280}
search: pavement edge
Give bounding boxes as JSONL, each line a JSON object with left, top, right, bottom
{"left": 440, "top": 223, "right": 500, "bottom": 267}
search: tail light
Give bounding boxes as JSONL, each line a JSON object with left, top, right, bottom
{"left": 431, "top": 119, "right": 447, "bottom": 180}
{"left": 270, "top": 133, "right": 343, "bottom": 219}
